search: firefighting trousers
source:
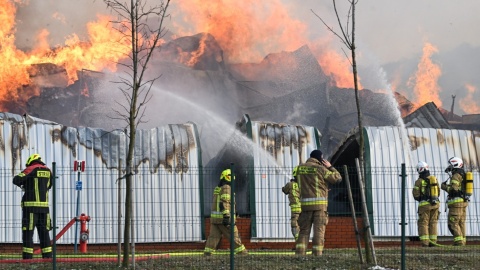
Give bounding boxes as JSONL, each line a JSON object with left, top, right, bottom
{"left": 295, "top": 210, "right": 328, "bottom": 256}
{"left": 22, "top": 210, "right": 52, "bottom": 259}
{"left": 447, "top": 204, "right": 468, "bottom": 245}
{"left": 417, "top": 203, "right": 440, "bottom": 246}
{"left": 290, "top": 212, "right": 300, "bottom": 240}
{"left": 204, "top": 223, "right": 246, "bottom": 254}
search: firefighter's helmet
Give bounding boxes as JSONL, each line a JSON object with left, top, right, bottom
{"left": 448, "top": 157, "right": 463, "bottom": 169}
{"left": 416, "top": 161, "right": 429, "bottom": 173}
{"left": 220, "top": 169, "right": 232, "bottom": 182}
{"left": 26, "top": 153, "right": 42, "bottom": 166}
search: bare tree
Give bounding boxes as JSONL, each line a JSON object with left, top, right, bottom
{"left": 103, "top": 0, "right": 171, "bottom": 267}
{"left": 312, "top": 0, "right": 375, "bottom": 264}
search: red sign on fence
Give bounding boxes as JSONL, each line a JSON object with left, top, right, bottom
{"left": 73, "top": 160, "right": 86, "bottom": 172}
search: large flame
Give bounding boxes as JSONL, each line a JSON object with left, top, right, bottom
{"left": 459, "top": 84, "right": 480, "bottom": 114}
{"left": 408, "top": 42, "right": 442, "bottom": 108}
{"left": 311, "top": 43, "right": 362, "bottom": 89}
{"left": 21, "top": 14, "right": 131, "bottom": 83}
{"left": 0, "top": 0, "right": 29, "bottom": 105}
{"left": 1, "top": 0, "right": 361, "bottom": 114}
{"left": 173, "top": 0, "right": 307, "bottom": 63}
{"left": 0, "top": 0, "right": 130, "bottom": 112}
{"left": 172, "top": 0, "right": 357, "bottom": 88}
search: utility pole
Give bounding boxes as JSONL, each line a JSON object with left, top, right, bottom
{"left": 449, "top": 95, "right": 456, "bottom": 121}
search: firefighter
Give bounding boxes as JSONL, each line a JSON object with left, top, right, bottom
{"left": 295, "top": 150, "right": 342, "bottom": 256}
{"left": 204, "top": 169, "right": 247, "bottom": 256}
{"left": 412, "top": 161, "right": 440, "bottom": 247}
{"left": 441, "top": 156, "right": 468, "bottom": 246}
{"left": 282, "top": 166, "right": 301, "bottom": 240}
{"left": 13, "top": 154, "right": 53, "bottom": 259}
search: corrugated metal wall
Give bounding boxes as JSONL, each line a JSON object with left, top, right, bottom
{"left": 0, "top": 113, "right": 202, "bottom": 244}
{"left": 364, "top": 126, "right": 480, "bottom": 237}
{"left": 247, "top": 118, "right": 321, "bottom": 239}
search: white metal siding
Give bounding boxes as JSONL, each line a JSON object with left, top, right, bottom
{"left": 365, "top": 126, "right": 480, "bottom": 237}
{"left": 250, "top": 121, "right": 320, "bottom": 239}
{"left": 0, "top": 113, "right": 202, "bottom": 244}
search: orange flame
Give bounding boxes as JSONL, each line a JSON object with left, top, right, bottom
{"left": 0, "top": 0, "right": 131, "bottom": 112}
{"left": 173, "top": 0, "right": 356, "bottom": 88}
{"left": 459, "top": 84, "right": 480, "bottom": 114}
{"left": 23, "top": 14, "right": 131, "bottom": 84}
{"left": 311, "top": 42, "right": 361, "bottom": 89}
{"left": 186, "top": 33, "right": 209, "bottom": 68}
{"left": 173, "top": 0, "right": 307, "bottom": 64}
{"left": 408, "top": 42, "right": 442, "bottom": 108}
{"left": 1, "top": 0, "right": 364, "bottom": 114}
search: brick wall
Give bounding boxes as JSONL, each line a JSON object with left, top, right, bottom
{"left": 119, "top": 216, "right": 367, "bottom": 252}
{"left": 206, "top": 216, "right": 365, "bottom": 250}
{"left": 34, "top": 216, "right": 476, "bottom": 253}
{"left": 325, "top": 216, "right": 365, "bottom": 248}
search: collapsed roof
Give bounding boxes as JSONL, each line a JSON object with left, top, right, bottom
{"left": 7, "top": 33, "right": 477, "bottom": 165}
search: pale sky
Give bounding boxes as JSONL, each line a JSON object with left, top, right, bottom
{"left": 300, "top": 0, "right": 480, "bottom": 64}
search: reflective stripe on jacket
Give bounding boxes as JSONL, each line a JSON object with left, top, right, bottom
{"left": 296, "top": 158, "right": 342, "bottom": 211}
{"left": 412, "top": 177, "right": 440, "bottom": 207}
{"left": 282, "top": 181, "right": 301, "bottom": 213}
{"left": 13, "top": 163, "right": 52, "bottom": 212}
{"left": 441, "top": 170, "right": 468, "bottom": 206}
{"left": 210, "top": 184, "right": 233, "bottom": 224}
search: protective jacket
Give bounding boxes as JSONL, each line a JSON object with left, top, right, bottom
{"left": 441, "top": 169, "right": 468, "bottom": 207}
{"left": 296, "top": 158, "right": 342, "bottom": 211}
{"left": 282, "top": 180, "right": 301, "bottom": 213}
{"left": 13, "top": 161, "right": 52, "bottom": 212}
{"left": 13, "top": 159, "right": 52, "bottom": 259}
{"left": 205, "top": 179, "right": 246, "bottom": 255}
{"left": 413, "top": 174, "right": 440, "bottom": 207}
{"left": 412, "top": 172, "right": 440, "bottom": 246}
{"left": 441, "top": 168, "right": 468, "bottom": 245}
{"left": 210, "top": 181, "right": 233, "bottom": 224}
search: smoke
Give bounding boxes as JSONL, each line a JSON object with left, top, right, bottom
{"left": 10, "top": 0, "right": 480, "bottom": 117}
{"left": 14, "top": 0, "right": 106, "bottom": 50}
{"left": 171, "top": 0, "right": 310, "bottom": 64}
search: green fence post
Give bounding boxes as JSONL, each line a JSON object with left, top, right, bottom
{"left": 230, "top": 163, "right": 235, "bottom": 270}
{"left": 400, "top": 163, "right": 406, "bottom": 270}
{"left": 52, "top": 162, "right": 57, "bottom": 270}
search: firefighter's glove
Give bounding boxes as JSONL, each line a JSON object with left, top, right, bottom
{"left": 222, "top": 216, "right": 231, "bottom": 226}
{"left": 441, "top": 181, "right": 448, "bottom": 190}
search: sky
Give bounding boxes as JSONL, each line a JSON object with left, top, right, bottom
{"left": 9, "top": 0, "right": 480, "bottom": 115}
{"left": 305, "top": 1, "right": 480, "bottom": 64}
{"left": 14, "top": 0, "right": 480, "bottom": 64}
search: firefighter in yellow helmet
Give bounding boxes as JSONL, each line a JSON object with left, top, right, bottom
{"left": 13, "top": 154, "right": 53, "bottom": 259}
{"left": 412, "top": 161, "right": 440, "bottom": 247}
{"left": 204, "top": 169, "right": 247, "bottom": 255}
{"left": 295, "top": 150, "right": 342, "bottom": 256}
{"left": 441, "top": 156, "right": 468, "bottom": 246}
{"left": 282, "top": 166, "right": 301, "bottom": 240}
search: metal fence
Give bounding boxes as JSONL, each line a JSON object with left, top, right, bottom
{"left": 0, "top": 165, "right": 479, "bottom": 269}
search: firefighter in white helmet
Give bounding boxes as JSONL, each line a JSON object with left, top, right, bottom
{"left": 204, "top": 169, "right": 247, "bottom": 255}
{"left": 295, "top": 150, "right": 342, "bottom": 256}
{"left": 441, "top": 156, "right": 468, "bottom": 246}
{"left": 282, "top": 166, "right": 301, "bottom": 241}
{"left": 412, "top": 161, "right": 440, "bottom": 247}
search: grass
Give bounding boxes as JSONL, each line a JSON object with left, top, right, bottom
{"left": 0, "top": 245, "right": 478, "bottom": 269}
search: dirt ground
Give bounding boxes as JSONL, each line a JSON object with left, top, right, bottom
{"left": 0, "top": 246, "right": 478, "bottom": 270}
